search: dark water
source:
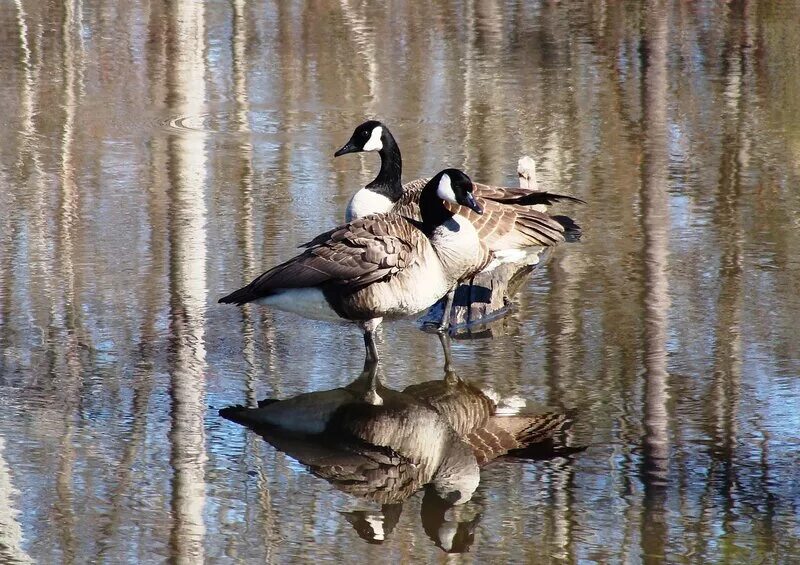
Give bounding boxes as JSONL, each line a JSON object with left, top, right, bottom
{"left": 1, "top": 0, "right": 800, "bottom": 562}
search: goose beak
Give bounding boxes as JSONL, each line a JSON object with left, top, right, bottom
{"left": 334, "top": 140, "right": 359, "bottom": 157}
{"left": 464, "top": 193, "right": 483, "bottom": 215}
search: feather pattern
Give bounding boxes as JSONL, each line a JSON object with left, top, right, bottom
{"left": 221, "top": 198, "right": 491, "bottom": 321}
{"left": 334, "top": 122, "right": 582, "bottom": 249}
{"left": 395, "top": 179, "right": 574, "bottom": 248}
{"left": 403, "top": 375, "right": 568, "bottom": 465}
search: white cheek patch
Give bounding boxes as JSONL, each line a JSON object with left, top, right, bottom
{"left": 436, "top": 173, "right": 458, "bottom": 204}
{"left": 365, "top": 516, "right": 385, "bottom": 541}
{"left": 363, "top": 126, "right": 383, "bottom": 151}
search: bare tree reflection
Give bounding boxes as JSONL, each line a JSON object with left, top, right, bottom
{"left": 53, "top": 0, "right": 87, "bottom": 561}
{"left": 706, "top": 0, "right": 749, "bottom": 556}
{"left": 165, "top": 1, "right": 209, "bottom": 562}
{"left": 231, "top": 0, "right": 260, "bottom": 407}
{"left": 639, "top": 1, "right": 671, "bottom": 562}
{"left": 0, "top": 437, "right": 33, "bottom": 564}
{"left": 231, "top": 1, "right": 278, "bottom": 553}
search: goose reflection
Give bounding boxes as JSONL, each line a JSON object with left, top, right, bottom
{"left": 220, "top": 358, "right": 576, "bottom": 552}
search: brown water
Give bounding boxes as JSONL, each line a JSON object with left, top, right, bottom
{"left": 1, "top": 0, "right": 800, "bottom": 562}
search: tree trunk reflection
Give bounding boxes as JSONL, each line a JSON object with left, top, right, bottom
{"left": 165, "top": 1, "right": 209, "bottom": 563}
{"left": 639, "top": 1, "right": 670, "bottom": 562}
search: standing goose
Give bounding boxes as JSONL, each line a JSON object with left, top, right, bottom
{"left": 334, "top": 120, "right": 583, "bottom": 252}
{"left": 219, "top": 169, "right": 491, "bottom": 364}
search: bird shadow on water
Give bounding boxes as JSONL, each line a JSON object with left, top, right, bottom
{"left": 219, "top": 357, "right": 584, "bottom": 553}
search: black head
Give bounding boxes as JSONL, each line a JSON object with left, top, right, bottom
{"left": 431, "top": 169, "right": 483, "bottom": 214}
{"left": 335, "top": 120, "right": 385, "bottom": 157}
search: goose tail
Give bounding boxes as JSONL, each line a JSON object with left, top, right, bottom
{"left": 218, "top": 404, "right": 251, "bottom": 423}
{"left": 489, "top": 191, "right": 585, "bottom": 207}
{"left": 219, "top": 399, "right": 279, "bottom": 425}
{"left": 552, "top": 214, "right": 582, "bottom": 242}
{"left": 218, "top": 285, "right": 261, "bottom": 305}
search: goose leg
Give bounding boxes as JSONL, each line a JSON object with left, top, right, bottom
{"left": 438, "top": 331, "right": 454, "bottom": 374}
{"left": 465, "top": 277, "right": 476, "bottom": 326}
{"left": 361, "top": 357, "right": 383, "bottom": 406}
{"left": 364, "top": 331, "right": 379, "bottom": 363}
{"left": 439, "top": 288, "right": 456, "bottom": 333}
{"left": 360, "top": 317, "right": 382, "bottom": 364}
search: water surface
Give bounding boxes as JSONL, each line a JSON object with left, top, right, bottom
{"left": 1, "top": 0, "right": 799, "bottom": 562}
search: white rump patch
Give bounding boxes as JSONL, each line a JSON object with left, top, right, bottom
{"left": 483, "top": 249, "right": 528, "bottom": 271}
{"left": 363, "top": 125, "right": 383, "bottom": 151}
{"left": 495, "top": 394, "right": 527, "bottom": 416}
{"left": 436, "top": 173, "right": 458, "bottom": 204}
{"left": 256, "top": 288, "right": 341, "bottom": 322}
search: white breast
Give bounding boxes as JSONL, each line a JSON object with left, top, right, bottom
{"left": 345, "top": 188, "right": 395, "bottom": 221}
{"left": 430, "top": 215, "right": 483, "bottom": 281}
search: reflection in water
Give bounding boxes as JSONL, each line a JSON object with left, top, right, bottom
{"left": 221, "top": 363, "right": 573, "bottom": 553}
{"left": 231, "top": 0, "right": 261, "bottom": 406}
{"left": 166, "top": 1, "right": 208, "bottom": 563}
{"left": 53, "top": 0, "right": 85, "bottom": 560}
{"left": 2, "top": 1, "right": 800, "bottom": 562}
{"left": 639, "top": 1, "right": 671, "bottom": 561}
{"left": 0, "top": 438, "right": 32, "bottom": 564}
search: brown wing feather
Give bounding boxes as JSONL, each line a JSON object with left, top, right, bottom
{"left": 219, "top": 215, "right": 421, "bottom": 304}
{"left": 403, "top": 377, "right": 495, "bottom": 438}
{"left": 466, "top": 412, "right": 569, "bottom": 465}
{"left": 473, "top": 182, "right": 585, "bottom": 206}
{"left": 405, "top": 178, "right": 583, "bottom": 205}
{"left": 397, "top": 179, "right": 572, "bottom": 249}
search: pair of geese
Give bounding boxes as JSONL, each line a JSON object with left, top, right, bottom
{"left": 220, "top": 121, "right": 582, "bottom": 373}
{"left": 222, "top": 363, "right": 573, "bottom": 536}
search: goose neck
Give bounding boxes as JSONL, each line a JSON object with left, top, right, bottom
{"left": 366, "top": 131, "right": 403, "bottom": 200}
{"left": 419, "top": 182, "right": 456, "bottom": 233}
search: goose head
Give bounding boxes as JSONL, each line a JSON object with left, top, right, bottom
{"left": 335, "top": 120, "right": 386, "bottom": 156}
{"left": 428, "top": 169, "right": 484, "bottom": 215}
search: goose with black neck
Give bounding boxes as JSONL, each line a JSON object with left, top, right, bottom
{"left": 334, "top": 120, "right": 583, "bottom": 249}
{"left": 219, "top": 168, "right": 491, "bottom": 369}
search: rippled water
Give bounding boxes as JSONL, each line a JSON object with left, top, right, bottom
{"left": 1, "top": 0, "right": 800, "bottom": 562}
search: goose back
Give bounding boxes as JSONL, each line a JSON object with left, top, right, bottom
{"left": 397, "top": 178, "right": 569, "bottom": 249}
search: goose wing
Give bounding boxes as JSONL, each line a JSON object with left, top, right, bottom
{"left": 396, "top": 179, "right": 573, "bottom": 249}
{"left": 220, "top": 215, "right": 422, "bottom": 304}
{"left": 403, "top": 378, "right": 495, "bottom": 438}
{"left": 472, "top": 182, "right": 585, "bottom": 206}
{"left": 466, "top": 412, "right": 569, "bottom": 465}
{"left": 402, "top": 178, "right": 584, "bottom": 206}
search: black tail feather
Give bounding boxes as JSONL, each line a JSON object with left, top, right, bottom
{"left": 487, "top": 191, "right": 585, "bottom": 207}
{"left": 219, "top": 405, "right": 250, "bottom": 423}
{"left": 552, "top": 215, "right": 582, "bottom": 242}
{"left": 218, "top": 286, "right": 257, "bottom": 305}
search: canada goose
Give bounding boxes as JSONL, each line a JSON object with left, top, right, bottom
{"left": 219, "top": 365, "right": 571, "bottom": 508}
{"left": 334, "top": 120, "right": 584, "bottom": 252}
{"left": 219, "top": 169, "right": 491, "bottom": 364}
